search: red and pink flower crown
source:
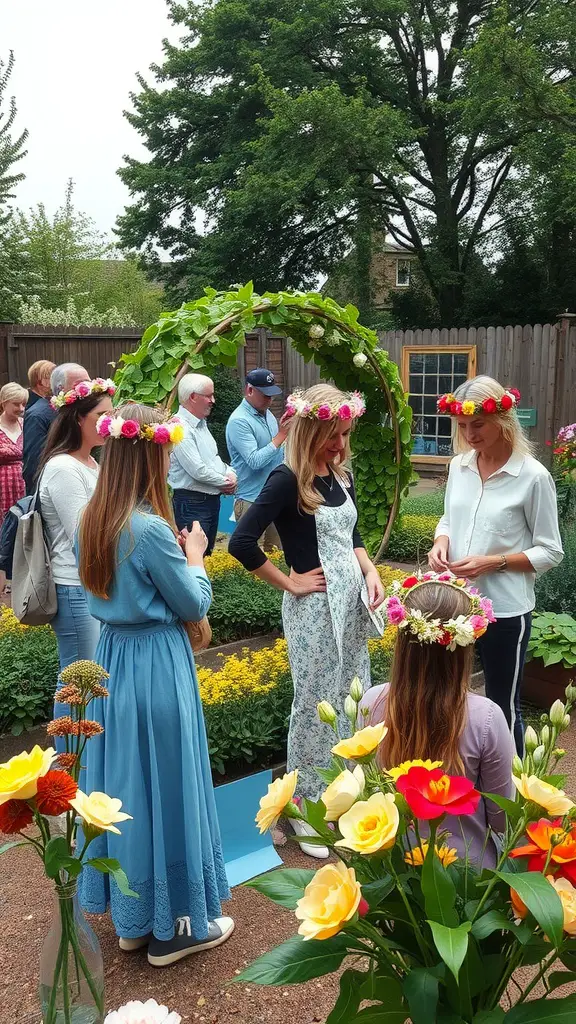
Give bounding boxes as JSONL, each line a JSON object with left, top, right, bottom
{"left": 383, "top": 571, "right": 496, "bottom": 650}
{"left": 50, "top": 378, "right": 116, "bottom": 410}
{"left": 285, "top": 390, "right": 366, "bottom": 421}
{"left": 438, "top": 388, "right": 520, "bottom": 417}
{"left": 96, "top": 413, "right": 184, "bottom": 445}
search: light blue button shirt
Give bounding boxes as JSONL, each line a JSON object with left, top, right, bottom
{"left": 226, "top": 399, "right": 284, "bottom": 501}
{"left": 168, "top": 406, "right": 230, "bottom": 494}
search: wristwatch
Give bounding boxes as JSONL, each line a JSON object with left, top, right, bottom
{"left": 496, "top": 554, "right": 508, "bottom": 573}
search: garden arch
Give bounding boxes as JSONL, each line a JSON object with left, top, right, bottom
{"left": 114, "top": 285, "right": 413, "bottom": 559}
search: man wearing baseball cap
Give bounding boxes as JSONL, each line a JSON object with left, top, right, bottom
{"left": 226, "top": 368, "right": 289, "bottom": 551}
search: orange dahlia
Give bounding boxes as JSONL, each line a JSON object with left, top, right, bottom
{"left": 53, "top": 753, "right": 78, "bottom": 771}
{"left": 36, "top": 770, "right": 77, "bottom": 816}
{"left": 46, "top": 716, "right": 80, "bottom": 737}
{"left": 0, "top": 799, "right": 33, "bottom": 834}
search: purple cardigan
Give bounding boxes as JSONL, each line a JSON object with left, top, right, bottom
{"left": 360, "top": 684, "right": 515, "bottom": 867}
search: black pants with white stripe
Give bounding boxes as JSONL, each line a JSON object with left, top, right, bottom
{"left": 476, "top": 613, "right": 532, "bottom": 757}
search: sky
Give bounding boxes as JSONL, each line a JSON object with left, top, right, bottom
{"left": 4, "top": 0, "right": 176, "bottom": 237}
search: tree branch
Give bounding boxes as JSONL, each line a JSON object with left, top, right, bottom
{"left": 461, "top": 155, "right": 514, "bottom": 272}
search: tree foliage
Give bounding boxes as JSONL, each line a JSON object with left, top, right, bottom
{"left": 117, "top": 0, "right": 576, "bottom": 324}
{"left": 113, "top": 285, "right": 413, "bottom": 556}
{"left": 0, "top": 52, "right": 34, "bottom": 321}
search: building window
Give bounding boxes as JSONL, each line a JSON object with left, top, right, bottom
{"left": 396, "top": 259, "right": 411, "bottom": 287}
{"left": 401, "top": 346, "right": 477, "bottom": 459}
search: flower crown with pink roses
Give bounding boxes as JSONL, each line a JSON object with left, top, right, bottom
{"left": 383, "top": 571, "right": 496, "bottom": 651}
{"left": 50, "top": 378, "right": 116, "bottom": 410}
{"left": 285, "top": 389, "right": 366, "bottom": 421}
{"left": 96, "top": 413, "right": 184, "bottom": 445}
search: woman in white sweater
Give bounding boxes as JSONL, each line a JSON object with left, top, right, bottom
{"left": 429, "top": 375, "right": 563, "bottom": 755}
{"left": 38, "top": 379, "right": 115, "bottom": 688}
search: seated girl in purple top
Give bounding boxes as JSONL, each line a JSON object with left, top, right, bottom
{"left": 360, "top": 575, "right": 515, "bottom": 867}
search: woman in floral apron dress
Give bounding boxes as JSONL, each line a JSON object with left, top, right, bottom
{"left": 229, "top": 384, "right": 384, "bottom": 857}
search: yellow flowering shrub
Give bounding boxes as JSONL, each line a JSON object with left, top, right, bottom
{"left": 0, "top": 605, "right": 32, "bottom": 634}
{"left": 204, "top": 547, "right": 284, "bottom": 579}
{"left": 197, "top": 638, "right": 290, "bottom": 706}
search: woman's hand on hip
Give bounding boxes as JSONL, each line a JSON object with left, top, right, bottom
{"left": 428, "top": 537, "right": 450, "bottom": 572}
{"left": 365, "top": 568, "right": 385, "bottom": 610}
{"left": 448, "top": 554, "right": 500, "bottom": 579}
{"left": 288, "top": 566, "right": 327, "bottom": 596}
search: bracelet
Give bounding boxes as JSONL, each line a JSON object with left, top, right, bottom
{"left": 496, "top": 554, "right": 507, "bottom": 573}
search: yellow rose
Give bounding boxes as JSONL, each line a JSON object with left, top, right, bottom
{"left": 387, "top": 759, "right": 443, "bottom": 782}
{"left": 321, "top": 766, "right": 364, "bottom": 821}
{"left": 405, "top": 842, "right": 458, "bottom": 868}
{"left": 70, "top": 790, "right": 133, "bottom": 835}
{"left": 512, "top": 774, "right": 575, "bottom": 816}
{"left": 255, "top": 770, "right": 298, "bottom": 834}
{"left": 548, "top": 876, "right": 576, "bottom": 936}
{"left": 335, "top": 792, "right": 399, "bottom": 854}
{"left": 332, "top": 723, "right": 388, "bottom": 760}
{"left": 295, "top": 860, "right": 361, "bottom": 940}
{"left": 170, "top": 424, "right": 185, "bottom": 444}
{"left": 0, "top": 745, "right": 56, "bottom": 805}
{"left": 461, "top": 400, "right": 476, "bottom": 416}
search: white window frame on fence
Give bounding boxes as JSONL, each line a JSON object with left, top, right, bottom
{"left": 402, "top": 344, "right": 477, "bottom": 465}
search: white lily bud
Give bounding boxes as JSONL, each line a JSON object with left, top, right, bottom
{"left": 550, "top": 700, "right": 566, "bottom": 729}
{"left": 533, "top": 744, "right": 546, "bottom": 766}
{"left": 562, "top": 714, "right": 571, "bottom": 732}
{"left": 349, "top": 676, "right": 364, "bottom": 703}
{"left": 540, "top": 725, "right": 550, "bottom": 746}
{"left": 317, "top": 701, "right": 337, "bottom": 726}
{"left": 512, "top": 754, "right": 524, "bottom": 776}
{"left": 565, "top": 683, "right": 576, "bottom": 703}
{"left": 524, "top": 726, "right": 539, "bottom": 753}
{"left": 344, "top": 695, "right": 358, "bottom": 723}
{"left": 353, "top": 352, "right": 368, "bottom": 368}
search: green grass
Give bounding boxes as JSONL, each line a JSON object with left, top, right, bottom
{"left": 401, "top": 486, "right": 446, "bottom": 517}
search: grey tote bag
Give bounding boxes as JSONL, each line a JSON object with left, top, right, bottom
{"left": 11, "top": 485, "right": 57, "bottom": 625}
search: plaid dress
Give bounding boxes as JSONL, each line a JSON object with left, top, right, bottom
{"left": 0, "top": 424, "right": 25, "bottom": 525}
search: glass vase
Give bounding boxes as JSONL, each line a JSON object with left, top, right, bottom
{"left": 39, "top": 882, "right": 105, "bottom": 1024}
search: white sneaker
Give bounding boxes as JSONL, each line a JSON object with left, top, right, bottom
{"left": 119, "top": 934, "right": 151, "bottom": 951}
{"left": 290, "top": 818, "right": 330, "bottom": 859}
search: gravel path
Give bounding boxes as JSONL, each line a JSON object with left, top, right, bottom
{"left": 3, "top": 717, "right": 576, "bottom": 1022}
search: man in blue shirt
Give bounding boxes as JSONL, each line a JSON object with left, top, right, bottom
{"left": 226, "top": 368, "right": 288, "bottom": 551}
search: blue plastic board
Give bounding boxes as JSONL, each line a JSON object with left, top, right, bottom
{"left": 218, "top": 495, "right": 235, "bottom": 534}
{"left": 214, "top": 768, "right": 283, "bottom": 888}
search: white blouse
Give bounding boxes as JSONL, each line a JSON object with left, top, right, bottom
{"left": 39, "top": 454, "right": 99, "bottom": 586}
{"left": 435, "top": 450, "right": 563, "bottom": 617}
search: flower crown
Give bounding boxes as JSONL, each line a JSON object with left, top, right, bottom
{"left": 96, "top": 413, "right": 184, "bottom": 445}
{"left": 383, "top": 571, "right": 496, "bottom": 650}
{"left": 438, "top": 388, "right": 520, "bottom": 416}
{"left": 50, "top": 378, "right": 116, "bottom": 410}
{"left": 285, "top": 390, "right": 366, "bottom": 421}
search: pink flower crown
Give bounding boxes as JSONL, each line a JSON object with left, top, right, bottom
{"left": 285, "top": 390, "right": 366, "bottom": 421}
{"left": 96, "top": 413, "right": 185, "bottom": 445}
{"left": 50, "top": 378, "right": 116, "bottom": 410}
{"left": 383, "top": 571, "right": 496, "bottom": 650}
{"left": 438, "top": 388, "right": 520, "bottom": 417}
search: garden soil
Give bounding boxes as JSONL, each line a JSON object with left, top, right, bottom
{"left": 4, "top": 723, "right": 576, "bottom": 1022}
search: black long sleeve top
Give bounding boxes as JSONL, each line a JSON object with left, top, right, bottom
{"left": 228, "top": 464, "right": 365, "bottom": 572}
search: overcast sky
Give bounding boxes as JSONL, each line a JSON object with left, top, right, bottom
{"left": 4, "top": 0, "right": 176, "bottom": 237}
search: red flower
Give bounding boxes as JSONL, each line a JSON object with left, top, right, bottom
{"left": 120, "top": 419, "right": 140, "bottom": 438}
{"left": 402, "top": 576, "right": 419, "bottom": 589}
{"left": 500, "top": 394, "right": 513, "bottom": 411}
{"left": 36, "top": 770, "right": 77, "bottom": 816}
{"left": 438, "top": 630, "right": 452, "bottom": 646}
{"left": 482, "top": 397, "right": 497, "bottom": 414}
{"left": 0, "top": 799, "right": 33, "bottom": 834}
{"left": 358, "top": 897, "right": 369, "bottom": 918}
{"left": 510, "top": 819, "right": 576, "bottom": 884}
{"left": 437, "top": 397, "right": 448, "bottom": 413}
{"left": 396, "top": 766, "right": 481, "bottom": 820}
{"left": 509, "top": 388, "right": 521, "bottom": 402}
{"left": 451, "top": 401, "right": 462, "bottom": 415}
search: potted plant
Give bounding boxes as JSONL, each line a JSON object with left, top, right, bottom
{"left": 238, "top": 681, "right": 576, "bottom": 1021}
{"left": 523, "top": 611, "right": 576, "bottom": 707}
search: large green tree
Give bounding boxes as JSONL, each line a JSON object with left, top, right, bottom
{"left": 117, "top": 0, "right": 575, "bottom": 324}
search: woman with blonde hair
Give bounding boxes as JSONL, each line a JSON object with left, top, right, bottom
{"left": 229, "top": 383, "right": 384, "bottom": 856}
{"left": 77, "top": 403, "right": 232, "bottom": 967}
{"left": 0, "top": 382, "right": 28, "bottom": 596}
{"left": 429, "top": 375, "right": 563, "bottom": 754}
{"left": 362, "top": 574, "right": 515, "bottom": 866}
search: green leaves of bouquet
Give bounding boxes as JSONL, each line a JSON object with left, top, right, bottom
{"left": 236, "top": 682, "right": 576, "bottom": 1023}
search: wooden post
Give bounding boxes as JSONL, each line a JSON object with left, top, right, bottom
{"left": 0, "top": 322, "right": 12, "bottom": 386}
{"left": 553, "top": 311, "right": 576, "bottom": 442}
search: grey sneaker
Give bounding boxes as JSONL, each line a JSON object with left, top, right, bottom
{"left": 119, "top": 933, "right": 151, "bottom": 951}
{"left": 147, "top": 915, "right": 235, "bottom": 967}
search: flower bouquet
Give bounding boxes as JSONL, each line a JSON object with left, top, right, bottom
{"left": 238, "top": 683, "right": 576, "bottom": 1021}
{"left": 0, "top": 660, "right": 136, "bottom": 1024}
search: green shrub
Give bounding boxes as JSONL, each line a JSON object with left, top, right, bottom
{"left": 401, "top": 487, "right": 446, "bottom": 517}
{"left": 535, "top": 526, "right": 576, "bottom": 615}
{"left": 0, "top": 614, "right": 59, "bottom": 735}
{"left": 206, "top": 674, "right": 293, "bottom": 776}
{"left": 209, "top": 572, "right": 283, "bottom": 644}
{"left": 386, "top": 513, "right": 439, "bottom": 562}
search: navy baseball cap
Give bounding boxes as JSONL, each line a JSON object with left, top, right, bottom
{"left": 246, "top": 367, "right": 282, "bottom": 396}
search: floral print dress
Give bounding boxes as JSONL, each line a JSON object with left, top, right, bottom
{"left": 0, "top": 422, "right": 25, "bottom": 525}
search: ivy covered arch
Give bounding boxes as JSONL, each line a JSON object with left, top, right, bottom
{"left": 113, "top": 285, "right": 413, "bottom": 559}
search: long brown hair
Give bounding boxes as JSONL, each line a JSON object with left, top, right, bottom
{"left": 79, "top": 403, "right": 175, "bottom": 598}
{"left": 285, "top": 383, "right": 354, "bottom": 514}
{"left": 38, "top": 393, "right": 108, "bottom": 477}
{"left": 376, "top": 583, "right": 474, "bottom": 774}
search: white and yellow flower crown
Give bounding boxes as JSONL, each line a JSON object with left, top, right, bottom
{"left": 285, "top": 389, "right": 366, "bottom": 422}
{"left": 50, "top": 378, "right": 116, "bottom": 410}
{"left": 383, "top": 571, "right": 496, "bottom": 650}
{"left": 96, "top": 413, "right": 184, "bottom": 445}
